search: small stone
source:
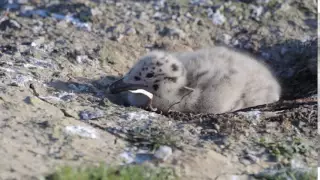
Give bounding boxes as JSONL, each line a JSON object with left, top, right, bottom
{"left": 18, "top": 44, "right": 29, "bottom": 53}
{"left": 250, "top": 5, "right": 264, "bottom": 21}
{"left": 56, "top": 20, "right": 68, "bottom": 29}
{"left": 246, "top": 154, "right": 259, "bottom": 163}
{"left": 24, "top": 96, "right": 41, "bottom": 105}
{"left": 212, "top": 10, "right": 226, "bottom": 25}
{"left": 138, "top": 12, "right": 149, "bottom": 20}
{"left": 65, "top": 125, "right": 98, "bottom": 139}
{"left": 79, "top": 110, "right": 104, "bottom": 120}
{"left": 172, "top": 14, "right": 178, "bottom": 20}
{"left": 195, "top": 18, "right": 203, "bottom": 26}
{"left": 91, "top": 7, "right": 102, "bottom": 16}
{"left": 222, "top": 34, "right": 232, "bottom": 44}
{"left": 153, "top": 12, "right": 163, "bottom": 20}
{"left": 76, "top": 55, "right": 88, "bottom": 64}
{"left": 0, "top": 19, "right": 21, "bottom": 31}
{"left": 213, "top": 124, "right": 220, "bottom": 131}
{"left": 160, "top": 27, "right": 185, "bottom": 39}
{"left": 31, "top": 36, "right": 45, "bottom": 47}
{"left": 110, "top": 33, "right": 124, "bottom": 42}
{"left": 154, "top": 145, "right": 172, "bottom": 161}
{"left": 125, "top": 27, "right": 136, "bottom": 35}
{"left": 185, "top": 12, "right": 192, "bottom": 19}
{"left": 240, "top": 158, "right": 251, "bottom": 165}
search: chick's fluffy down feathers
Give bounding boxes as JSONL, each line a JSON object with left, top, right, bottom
{"left": 113, "top": 46, "right": 281, "bottom": 114}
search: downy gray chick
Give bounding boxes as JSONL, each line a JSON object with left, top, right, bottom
{"left": 108, "top": 46, "right": 281, "bottom": 114}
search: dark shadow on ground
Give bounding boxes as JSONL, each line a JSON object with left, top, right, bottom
{"left": 257, "top": 38, "right": 317, "bottom": 100}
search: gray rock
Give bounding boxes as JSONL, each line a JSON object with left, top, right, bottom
{"left": 79, "top": 110, "right": 104, "bottom": 120}
{"left": 0, "top": 19, "right": 21, "bottom": 30}
{"left": 154, "top": 145, "right": 172, "bottom": 161}
{"left": 160, "top": 26, "right": 185, "bottom": 39}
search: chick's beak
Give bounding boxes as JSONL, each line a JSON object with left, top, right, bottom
{"left": 108, "top": 78, "right": 145, "bottom": 94}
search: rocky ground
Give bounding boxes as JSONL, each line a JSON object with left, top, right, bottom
{"left": 0, "top": 0, "right": 318, "bottom": 180}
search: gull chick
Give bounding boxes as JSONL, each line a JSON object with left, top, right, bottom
{"left": 108, "top": 46, "right": 281, "bottom": 114}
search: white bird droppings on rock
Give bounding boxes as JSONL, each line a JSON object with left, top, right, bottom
{"left": 65, "top": 125, "right": 98, "bottom": 139}
{"left": 154, "top": 145, "right": 172, "bottom": 161}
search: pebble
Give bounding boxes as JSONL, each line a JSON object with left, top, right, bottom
{"left": 65, "top": 125, "right": 98, "bottom": 139}
{"left": 154, "top": 145, "right": 172, "bottom": 161}
{"left": 125, "top": 27, "right": 136, "bottom": 35}
{"left": 213, "top": 124, "right": 220, "bottom": 131}
{"left": 246, "top": 154, "right": 259, "bottom": 163}
{"left": 160, "top": 26, "right": 185, "bottom": 39}
{"left": 240, "top": 158, "right": 252, "bottom": 165}
{"left": 212, "top": 10, "right": 226, "bottom": 25}
{"left": 222, "top": 33, "right": 232, "bottom": 44}
{"left": 0, "top": 19, "right": 21, "bottom": 30}
{"left": 91, "top": 7, "right": 102, "bottom": 16}
{"left": 79, "top": 110, "right": 104, "bottom": 120}
{"left": 250, "top": 5, "right": 264, "bottom": 20}
{"left": 31, "top": 36, "right": 45, "bottom": 47}
{"left": 138, "top": 12, "right": 149, "bottom": 20}
{"left": 76, "top": 55, "right": 88, "bottom": 64}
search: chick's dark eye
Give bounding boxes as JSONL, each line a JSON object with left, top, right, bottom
{"left": 146, "top": 73, "right": 154, "bottom": 78}
{"left": 153, "top": 84, "right": 159, "bottom": 91}
{"left": 134, "top": 76, "right": 141, "bottom": 81}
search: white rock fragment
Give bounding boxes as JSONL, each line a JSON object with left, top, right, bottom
{"left": 91, "top": 7, "right": 103, "bottom": 16}
{"left": 212, "top": 10, "right": 226, "bottom": 25}
{"left": 154, "top": 145, "right": 172, "bottom": 161}
{"left": 250, "top": 5, "right": 264, "bottom": 20}
{"left": 39, "top": 92, "right": 76, "bottom": 102}
{"left": 24, "top": 63, "right": 42, "bottom": 69}
{"left": 51, "top": 13, "right": 91, "bottom": 31}
{"left": 11, "top": 75, "right": 33, "bottom": 86}
{"left": 76, "top": 55, "right": 88, "bottom": 64}
{"left": 65, "top": 125, "right": 98, "bottom": 139}
{"left": 119, "top": 151, "right": 135, "bottom": 164}
{"left": 222, "top": 34, "right": 232, "bottom": 44}
{"left": 122, "top": 111, "right": 157, "bottom": 121}
{"left": 238, "top": 110, "right": 261, "bottom": 125}
{"left": 153, "top": 12, "right": 163, "bottom": 19}
{"left": 119, "top": 150, "right": 154, "bottom": 165}
{"left": 25, "top": 57, "right": 55, "bottom": 69}
{"left": 31, "top": 36, "right": 45, "bottom": 47}
{"left": 0, "top": 67, "right": 15, "bottom": 72}
{"left": 191, "top": 0, "right": 207, "bottom": 5}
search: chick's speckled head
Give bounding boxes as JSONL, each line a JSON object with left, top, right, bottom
{"left": 109, "top": 51, "right": 186, "bottom": 95}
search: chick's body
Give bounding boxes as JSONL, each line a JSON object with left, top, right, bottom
{"left": 109, "top": 46, "right": 281, "bottom": 114}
